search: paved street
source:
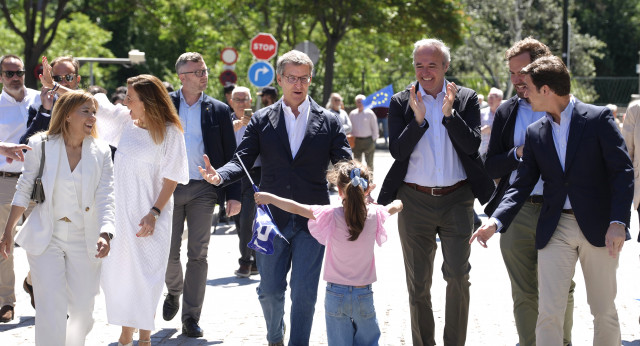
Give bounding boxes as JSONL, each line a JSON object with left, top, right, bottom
{"left": 1, "top": 145, "right": 640, "bottom": 345}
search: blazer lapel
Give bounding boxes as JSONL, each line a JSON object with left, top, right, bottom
{"left": 564, "top": 106, "right": 587, "bottom": 172}
{"left": 268, "top": 102, "right": 294, "bottom": 160}
{"left": 294, "top": 102, "right": 325, "bottom": 162}
{"left": 80, "top": 137, "right": 96, "bottom": 210}
{"left": 539, "top": 117, "right": 565, "bottom": 174}
{"left": 403, "top": 82, "right": 419, "bottom": 123}
{"left": 42, "top": 136, "right": 62, "bottom": 204}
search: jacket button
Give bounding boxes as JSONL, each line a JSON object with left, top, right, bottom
{"left": 85, "top": 207, "right": 90, "bottom": 212}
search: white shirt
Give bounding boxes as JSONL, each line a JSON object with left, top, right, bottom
{"left": 0, "top": 87, "right": 41, "bottom": 172}
{"left": 548, "top": 96, "right": 576, "bottom": 209}
{"left": 52, "top": 150, "right": 84, "bottom": 228}
{"left": 479, "top": 107, "right": 495, "bottom": 155}
{"left": 282, "top": 96, "right": 310, "bottom": 159}
{"left": 178, "top": 88, "right": 206, "bottom": 180}
{"left": 404, "top": 81, "right": 466, "bottom": 187}
{"left": 349, "top": 108, "right": 378, "bottom": 140}
{"left": 510, "top": 98, "right": 545, "bottom": 196}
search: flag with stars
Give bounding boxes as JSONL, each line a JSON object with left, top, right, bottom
{"left": 362, "top": 84, "right": 394, "bottom": 110}
{"left": 248, "top": 201, "right": 289, "bottom": 255}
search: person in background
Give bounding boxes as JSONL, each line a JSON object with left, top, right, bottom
{"left": 257, "top": 86, "right": 278, "bottom": 107}
{"left": 228, "top": 86, "right": 260, "bottom": 278}
{"left": 349, "top": 95, "right": 378, "bottom": 172}
{"left": 87, "top": 85, "right": 107, "bottom": 95}
{"left": 0, "top": 54, "right": 41, "bottom": 323}
{"left": 326, "top": 93, "right": 352, "bottom": 135}
{"left": 479, "top": 87, "right": 503, "bottom": 158}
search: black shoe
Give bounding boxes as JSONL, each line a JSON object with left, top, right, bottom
{"left": 162, "top": 293, "right": 180, "bottom": 321}
{"left": 23, "top": 277, "right": 35, "bottom": 309}
{"left": 182, "top": 317, "right": 203, "bottom": 337}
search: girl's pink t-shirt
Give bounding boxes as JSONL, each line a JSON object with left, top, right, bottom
{"left": 308, "top": 204, "right": 389, "bottom": 286}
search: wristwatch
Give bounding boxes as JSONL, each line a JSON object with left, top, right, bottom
{"left": 150, "top": 207, "right": 161, "bottom": 220}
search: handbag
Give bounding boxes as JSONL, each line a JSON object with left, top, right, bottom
{"left": 30, "top": 135, "right": 47, "bottom": 203}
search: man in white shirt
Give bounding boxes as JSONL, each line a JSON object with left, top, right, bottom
{"left": 200, "top": 50, "right": 352, "bottom": 346}
{"left": 0, "top": 54, "right": 40, "bottom": 322}
{"left": 349, "top": 95, "right": 378, "bottom": 171}
{"left": 377, "top": 39, "right": 494, "bottom": 346}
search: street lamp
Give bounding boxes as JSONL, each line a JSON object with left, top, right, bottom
{"left": 76, "top": 49, "right": 146, "bottom": 85}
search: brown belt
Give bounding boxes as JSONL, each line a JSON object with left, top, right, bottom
{"left": 527, "top": 195, "right": 544, "bottom": 204}
{"left": 404, "top": 180, "right": 467, "bottom": 197}
{"left": 561, "top": 209, "right": 574, "bottom": 215}
{"left": 59, "top": 217, "right": 72, "bottom": 222}
{"left": 0, "top": 171, "right": 21, "bottom": 178}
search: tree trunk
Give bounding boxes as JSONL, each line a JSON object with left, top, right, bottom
{"left": 322, "top": 37, "right": 338, "bottom": 106}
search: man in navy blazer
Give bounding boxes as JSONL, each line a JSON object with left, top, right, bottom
{"left": 472, "top": 56, "right": 633, "bottom": 345}
{"left": 200, "top": 50, "right": 351, "bottom": 346}
{"left": 483, "top": 38, "right": 573, "bottom": 346}
{"left": 162, "top": 52, "right": 241, "bottom": 338}
{"left": 377, "top": 39, "right": 494, "bottom": 346}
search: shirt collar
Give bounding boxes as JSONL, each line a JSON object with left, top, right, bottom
{"left": 178, "top": 88, "right": 204, "bottom": 105}
{"left": 417, "top": 80, "right": 447, "bottom": 98}
{"left": 517, "top": 97, "right": 533, "bottom": 110}
{"left": 282, "top": 96, "right": 310, "bottom": 116}
{"left": 0, "top": 87, "right": 25, "bottom": 104}
{"left": 545, "top": 95, "right": 575, "bottom": 125}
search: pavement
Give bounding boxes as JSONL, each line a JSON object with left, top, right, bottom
{"left": 1, "top": 142, "right": 640, "bottom": 345}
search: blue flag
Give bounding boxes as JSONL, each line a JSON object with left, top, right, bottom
{"left": 248, "top": 185, "right": 289, "bottom": 255}
{"left": 362, "top": 84, "right": 394, "bottom": 110}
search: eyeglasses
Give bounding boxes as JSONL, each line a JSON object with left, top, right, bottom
{"left": 180, "top": 68, "right": 210, "bottom": 77}
{"left": 52, "top": 74, "right": 77, "bottom": 82}
{"left": 232, "top": 98, "right": 251, "bottom": 103}
{"left": 2, "top": 70, "right": 25, "bottom": 78}
{"left": 282, "top": 75, "right": 310, "bottom": 85}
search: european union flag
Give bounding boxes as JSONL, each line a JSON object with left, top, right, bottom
{"left": 248, "top": 185, "right": 289, "bottom": 255}
{"left": 362, "top": 84, "right": 394, "bottom": 110}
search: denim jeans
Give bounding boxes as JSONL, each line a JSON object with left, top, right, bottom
{"left": 325, "top": 283, "right": 380, "bottom": 346}
{"left": 256, "top": 215, "right": 325, "bottom": 345}
{"left": 377, "top": 118, "right": 388, "bottom": 143}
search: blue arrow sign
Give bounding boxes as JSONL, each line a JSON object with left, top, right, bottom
{"left": 248, "top": 61, "right": 275, "bottom": 88}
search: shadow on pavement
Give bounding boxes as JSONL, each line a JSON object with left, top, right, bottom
{"left": 207, "top": 276, "right": 259, "bottom": 287}
{"left": 0, "top": 315, "right": 35, "bottom": 331}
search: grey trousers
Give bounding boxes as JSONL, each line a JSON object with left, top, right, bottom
{"left": 397, "top": 183, "right": 473, "bottom": 346}
{"left": 166, "top": 179, "right": 217, "bottom": 322}
{"left": 499, "top": 201, "right": 574, "bottom": 346}
{"left": 352, "top": 136, "right": 375, "bottom": 172}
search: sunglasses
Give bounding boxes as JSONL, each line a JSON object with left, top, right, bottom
{"left": 2, "top": 70, "right": 25, "bottom": 78}
{"left": 52, "top": 74, "right": 77, "bottom": 83}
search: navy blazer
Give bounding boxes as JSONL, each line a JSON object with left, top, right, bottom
{"left": 492, "top": 100, "right": 634, "bottom": 249}
{"left": 484, "top": 96, "right": 521, "bottom": 216}
{"left": 377, "top": 81, "right": 494, "bottom": 205}
{"left": 170, "top": 91, "right": 240, "bottom": 202}
{"left": 216, "top": 97, "right": 352, "bottom": 230}
{"left": 21, "top": 103, "right": 54, "bottom": 144}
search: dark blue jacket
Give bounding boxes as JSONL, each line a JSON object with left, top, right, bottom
{"left": 492, "top": 100, "right": 633, "bottom": 249}
{"left": 216, "top": 97, "right": 352, "bottom": 230}
{"left": 170, "top": 91, "right": 240, "bottom": 202}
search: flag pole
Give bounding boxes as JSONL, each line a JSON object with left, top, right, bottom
{"left": 235, "top": 152, "right": 256, "bottom": 187}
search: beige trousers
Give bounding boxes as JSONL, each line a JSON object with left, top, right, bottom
{"left": 536, "top": 213, "right": 621, "bottom": 346}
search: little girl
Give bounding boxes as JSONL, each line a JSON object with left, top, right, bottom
{"left": 254, "top": 160, "right": 402, "bottom": 345}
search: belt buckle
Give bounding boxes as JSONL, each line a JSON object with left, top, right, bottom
{"left": 430, "top": 188, "right": 443, "bottom": 197}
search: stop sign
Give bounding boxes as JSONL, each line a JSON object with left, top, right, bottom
{"left": 250, "top": 33, "right": 278, "bottom": 60}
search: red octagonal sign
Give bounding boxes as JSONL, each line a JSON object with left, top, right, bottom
{"left": 250, "top": 33, "right": 278, "bottom": 61}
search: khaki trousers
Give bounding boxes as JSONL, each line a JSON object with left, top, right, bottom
{"left": 0, "top": 176, "right": 34, "bottom": 307}
{"left": 537, "top": 213, "right": 621, "bottom": 345}
{"left": 499, "top": 201, "right": 574, "bottom": 346}
{"left": 397, "top": 183, "right": 473, "bottom": 346}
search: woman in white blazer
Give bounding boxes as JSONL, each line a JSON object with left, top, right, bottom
{"left": 0, "top": 90, "right": 115, "bottom": 346}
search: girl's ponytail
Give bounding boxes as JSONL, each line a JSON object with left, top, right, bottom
{"left": 329, "top": 161, "right": 371, "bottom": 241}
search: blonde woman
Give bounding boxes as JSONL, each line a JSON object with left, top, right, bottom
{"left": 0, "top": 90, "right": 115, "bottom": 345}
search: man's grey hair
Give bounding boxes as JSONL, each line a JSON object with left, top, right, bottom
{"left": 412, "top": 38, "right": 451, "bottom": 67}
{"left": 231, "top": 86, "right": 252, "bottom": 99}
{"left": 276, "top": 50, "right": 313, "bottom": 76}
{"left": 175, "top": 52, "right": 204, "bottom": 74}
{"left": 0, "top": 54, "right": 23, "bottom": 71}
{"left": 488, "top": 87, "right": 503, "bottom": 99}
{"left": 355, "top": 94, "right": 366, "bottom": 102}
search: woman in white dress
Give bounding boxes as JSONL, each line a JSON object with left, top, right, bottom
{"left": 93, "top": 75, "right": 189, "bottom": 345}
{"left": 0, "top": 90, "right": 115, "bottom": 345}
